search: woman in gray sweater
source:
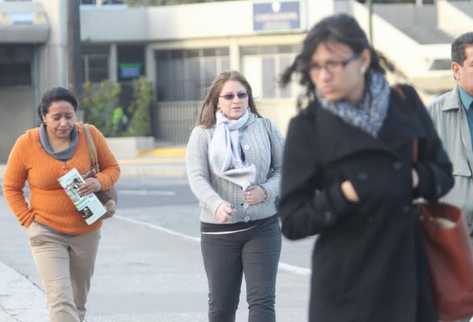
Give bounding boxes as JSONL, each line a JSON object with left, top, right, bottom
{"left": 186, "top": 71, "right": 284, "bottom": 322}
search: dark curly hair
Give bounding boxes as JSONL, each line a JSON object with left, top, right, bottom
{"left": 37, "top": 87, "right": 78, "bottom": 124}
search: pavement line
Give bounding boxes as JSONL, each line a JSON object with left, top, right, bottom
{"left": 115, "top": 215, "right": 311, "bottom": 276}
{"left": 115, "top": 215, "right": 201, "bottom": 242}
{"left": 0, "top": 262, "right": 48, "bottom": 322}
{"left": 119, "top": 190, "right": 176, "bottom": 196}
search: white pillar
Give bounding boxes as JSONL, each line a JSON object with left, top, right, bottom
{"left": 109, "top": 43, "right": 118, "bottom": 82}
{"left": 145, "top": 44, "right": 156, "bottom": 84}
{"left": 230, "top": 41, "right": 240, "bottom": 71}
{"left": 33, "top": 0, "right": 68, "bottom": 94}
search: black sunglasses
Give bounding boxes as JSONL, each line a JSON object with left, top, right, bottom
{"left": 219, "top": 92, "right": 248, "bottom": 101}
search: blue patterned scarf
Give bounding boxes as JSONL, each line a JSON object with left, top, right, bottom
{"left": 316, "top": 72, "right": 390, "bottom": 137}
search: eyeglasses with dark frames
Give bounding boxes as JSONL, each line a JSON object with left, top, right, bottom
{"left": 309, "top": 54, "right": 360, "bottom": 74}
{"left": 219, "top": 92, "right": 249, "bottom": 101}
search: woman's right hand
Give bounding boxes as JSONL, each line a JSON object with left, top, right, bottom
{"left": 215, "top": 202, "right": 235, "bottom": 223}
{"left": 341, "top": 180, "right": 360, "bottom": 203}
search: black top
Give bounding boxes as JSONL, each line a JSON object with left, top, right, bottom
{"left": 278, "top": 85, "right": 454, "bottom": 322}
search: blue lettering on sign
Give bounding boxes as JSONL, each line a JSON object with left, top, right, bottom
{"left": 253, "top": 1, "right": 300, "bottom": 32}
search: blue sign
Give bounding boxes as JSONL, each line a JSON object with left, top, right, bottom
{"left": 119, "top": 63, "right": 142, "bottom": 79}
{"left": 253, "top": 1, "right": 300, "bottom": 32}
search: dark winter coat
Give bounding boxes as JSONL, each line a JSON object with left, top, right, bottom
{"left": 278, "top": 85, "right": 454, "bottom": 322}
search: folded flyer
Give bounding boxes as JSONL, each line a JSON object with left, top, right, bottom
{"left": 58, "top": 168, "right": 106, "bottom": 225}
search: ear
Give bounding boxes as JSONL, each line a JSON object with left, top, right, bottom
{"left": 360, "top": 48, "right": 371, "bottom": 72}
{"left": 452, "top": 62, "right": 461, "bottom": 81}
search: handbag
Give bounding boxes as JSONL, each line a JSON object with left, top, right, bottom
{"left": 413, "top": 139, "right": 473, "bottom": 321}
{"left": 83, "top": 124, "right": 118, "bottom": 218}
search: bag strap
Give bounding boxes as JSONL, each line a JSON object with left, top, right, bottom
{"left": 83, "top": 124, "right": 100, "bottom": 172}
{"left": 262, "top": 117, "right": 274, "bottom": 168}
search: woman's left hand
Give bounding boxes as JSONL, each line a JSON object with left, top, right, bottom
{"left": 78, "top": 177, "right": 102, "bottom": 196}
{"left": 412, "top": 168, "right": 419, "bottom": 189}
{"left": 244, "top": 185, "right": 267, "bottom": 205}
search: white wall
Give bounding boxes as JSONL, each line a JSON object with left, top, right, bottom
{"left": 147, "top": 1, "right": 253, "bottom": 40}
{"left": 437, "top": 1, "right": 473, "bottom": 38}
{"left": 306, "top": 0, "right": 335, "bottom": 26}
{"left": 350, "top": 0, "right": 451, "bottom": 92}
{"left": 81, "top": 6, "right": 148, "bottom": 42}
{"left": 81, "top": 1, "right": 309, "bottom": 42}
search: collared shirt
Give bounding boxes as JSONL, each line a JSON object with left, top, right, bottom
{"left": 459, "top": 86, "right": 473, "bottom": 148}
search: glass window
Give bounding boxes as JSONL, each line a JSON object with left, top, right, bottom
{"left": 0, "top": 45, "right": 33, "bottom": 87}
{"left": 242, "top": 45, "right": 298, "bottom": 99}
{"left": 0, "top": 63, "right": 31, "bottom": 86}
{"left": 81, "top": 44, "right": 109, "bottom": 83}
{"left": 117, "top": 45, "right": 145, "bottom": 82}
{"left": 262, "top": 57, "right": 276, "bottom": 98}
{"left": 155, "top": 47, "right": 230, "bottom": 102}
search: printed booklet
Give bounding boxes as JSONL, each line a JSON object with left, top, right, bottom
{"left": 58, "top": 168, "right": 106, "bottom": 225}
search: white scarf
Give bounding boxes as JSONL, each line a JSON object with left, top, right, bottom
{"left": 208, "top": 110, "right": 256, "bottom": 189}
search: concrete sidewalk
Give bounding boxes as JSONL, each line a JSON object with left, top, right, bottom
{"left": 0, "top": 262, "right": 48, "bottom": 321}
{"left": 0, "top": 146, "right": 188, "bottom": 179}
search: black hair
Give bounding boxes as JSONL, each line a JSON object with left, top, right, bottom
{"left": 452, "top": 32, "right": 473, "bottom": 65}
{"left": 37, "top": 87, "right": 78, "bottom": 123}
{"left": 280, "top": 14, "right": 386, "bottom": 108}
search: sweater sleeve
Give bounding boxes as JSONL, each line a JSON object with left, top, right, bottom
{"left": 89, "top": 125, "right": 120, "bottom": 191}
{"left": 2, "top": 134, "right": 34, "bottom": 227}
{"left": 186, "top": 126, "right": 224, "bottom": 215}
{"left": 260, "top": 119, "right": 284, "bottom": 205}
{"left": 278, "top": 116, "right": 355, "bottom": 240}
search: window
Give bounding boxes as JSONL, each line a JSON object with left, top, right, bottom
{"left": 242, "top": 45, "right": 299, "bottom": 99}
{"left": 155, "top": 48, "right": 230, "bottom": 101}
{"left": 117, "top": 45, "right": 145, "bottom": 82}
{"left": 0, "top": 63, "right": 31, "bottom": 86}
{"left": 81, "top": 44, "right": 109, "bottom": 83}
{"left": 0, "top": 45, "right": 33, "bottom": 87}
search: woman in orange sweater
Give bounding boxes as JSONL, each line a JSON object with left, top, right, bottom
{"left": 3, "top": 87, "right": 120, "bottom": 322}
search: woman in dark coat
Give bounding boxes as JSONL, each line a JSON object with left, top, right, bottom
{"left": 278, "top": 14, "right": 454, "bottom": 322}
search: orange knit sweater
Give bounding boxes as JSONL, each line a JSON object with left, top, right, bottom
{"left": 3, "top": 124, "right": 120, "bottom": 234}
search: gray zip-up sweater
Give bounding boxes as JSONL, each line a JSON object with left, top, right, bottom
{"left": 186, "top": 115, "right": 284, "bottom": 224}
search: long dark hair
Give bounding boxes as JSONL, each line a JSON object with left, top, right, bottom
{"left": 280, "top": 14, "right": 386, "bottom": 108}
{"left": 198, "top": 71, "right": 261, "bottom": 128}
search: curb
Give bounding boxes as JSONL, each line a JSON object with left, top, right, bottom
{"left": 0, "top": 262, "right": 48, "bottom": 322}
{"left": 138, "top": 147, "right": 186, "bottom": 158}
{"left": 0, "top": 159, "right": 187, "bottom": 179}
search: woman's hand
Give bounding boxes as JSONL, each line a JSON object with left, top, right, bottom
{"left": 215, "top": 202, "right": 235, "bottom": 223}
{"left": 341, "top": 180, "right": 360, "bottom": 203}
{"left": 244, "top": 185, "right": 267, "bottom": 205}
{"left": 77, "top": 177, "right": 101, "bottom": 196}
{"left": 412, "top": 168, "right": 419, "bottom": 188}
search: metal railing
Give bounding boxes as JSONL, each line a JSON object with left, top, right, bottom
{"left": 154, "top": 100, "right": 201, "bottom": 144}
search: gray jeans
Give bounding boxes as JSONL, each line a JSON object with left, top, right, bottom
{"left": 201, "top": 217, "right": 281, "bottom": 322}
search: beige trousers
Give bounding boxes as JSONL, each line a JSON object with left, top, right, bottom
{"left": 27, "top": 221, "right": 100, "bottom": 322}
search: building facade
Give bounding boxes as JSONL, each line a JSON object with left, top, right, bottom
{"left": 0, "top": 0, "right": 470, "bottom": 160}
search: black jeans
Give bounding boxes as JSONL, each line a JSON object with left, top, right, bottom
{"left": 201, "top": 217, "right": 281, "bottom": 322}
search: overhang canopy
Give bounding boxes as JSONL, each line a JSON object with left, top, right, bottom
{"left": 0, "top": 2, "right": 49, "bottom": 44}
